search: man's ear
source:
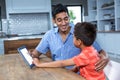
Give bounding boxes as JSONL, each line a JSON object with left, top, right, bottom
{"left": 52, "top": 18, "right": 55, "bottom": 23}
{"left": 52, "top": 18, "right": 57, "bottom": 27}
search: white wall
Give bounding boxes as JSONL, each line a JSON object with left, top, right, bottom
{"left": 97, "top": 33, "right": 120, "bottom": 59}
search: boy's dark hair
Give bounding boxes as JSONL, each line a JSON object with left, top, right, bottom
{"left": 74, "top": 22, "right": 97, "bottom": 46}
{"left": 52, "top": 3, "right": 69, "bottom": 19}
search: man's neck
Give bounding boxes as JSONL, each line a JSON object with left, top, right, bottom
{"left": 59, "top": 26, "right": 71, "bottom": 42}
{"left": 59, "top": 26, "right": 71, "bottom": 35}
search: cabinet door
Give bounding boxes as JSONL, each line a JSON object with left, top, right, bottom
{"left": 6, "top": 0, "right": 51, "bottom": 13}
{"left": 115, "top": 0, "right": 120, "bottom": 31}
{"left": 0, "top": 39, "right": 4, "bottom": 55}
{"left": 4, "top": 38, "right": 41, "bottom": 54}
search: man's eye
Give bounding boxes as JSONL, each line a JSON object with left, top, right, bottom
{"left": 64, "top": 17, "right": 69, "bottom": 21}
{"left": 57, "top": 19, "right": 62, "bottom": 22}
{"left": 56, "top": 17, "right": 69, "bottom": 22}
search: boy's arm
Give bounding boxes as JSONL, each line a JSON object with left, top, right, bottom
{"left": 70, "top": 66, "right": 79, "bottom": 73}
{"left": 95, "top": 49, "right": 109, "bottom": 71}
{"left": 29, "top": 49, "right": 41, "bottom": 58}
{"left": 33, "top": 58, "right": 75, "bottom": 68}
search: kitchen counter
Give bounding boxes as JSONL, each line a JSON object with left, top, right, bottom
{"left": 0, "top": 35, "right": 44, "bottom": 55}
{"left": 1, "top": 34, "right": 44, "bottom": 40}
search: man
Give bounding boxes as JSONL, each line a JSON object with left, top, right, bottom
{"left": 31, "top": 3, "right": 109, "bottom": 71}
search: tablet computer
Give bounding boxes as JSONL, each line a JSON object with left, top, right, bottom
{"left": 17, "top": 46, "right": 35, "bottom": 68}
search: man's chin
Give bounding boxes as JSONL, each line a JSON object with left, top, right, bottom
{"left": 61, "top": 28, "right": 67, "bottom": 31}
{"left": 61, "top": 30, "right": 67, "bottom": 32}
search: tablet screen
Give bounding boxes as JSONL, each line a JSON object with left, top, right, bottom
{"left": 20, "top": 48, "right": 33, "bottom": 65}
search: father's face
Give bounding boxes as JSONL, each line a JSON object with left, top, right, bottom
{"left": 53, "top": 12, "right": 70, "bottom": 32}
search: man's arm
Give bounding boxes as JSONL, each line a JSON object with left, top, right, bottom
{"left": 95, "top": 49, "right": 109, "bottom": 72}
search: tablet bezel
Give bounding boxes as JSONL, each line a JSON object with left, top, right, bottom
{"left": 17, "top": 46, "right": 35, "bottom": 68}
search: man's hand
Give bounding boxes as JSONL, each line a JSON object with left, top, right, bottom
{"left": 95, "top": 50, "right": 109, "bottom": 72}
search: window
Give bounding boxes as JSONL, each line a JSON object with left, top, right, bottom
{"left": 67, "top": 5, "right": 82, "bottom": 24}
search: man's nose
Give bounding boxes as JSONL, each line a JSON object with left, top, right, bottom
{"left": 61, "top": 20, "right": 66, "bottom": 25}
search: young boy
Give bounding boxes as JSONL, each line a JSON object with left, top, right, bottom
{"left": 33, "top": 22, "right": 106, "bottom": 80}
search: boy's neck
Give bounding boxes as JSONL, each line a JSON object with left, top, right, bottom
{"left": 80, "top": 45, "right": 87, "bottom": 51}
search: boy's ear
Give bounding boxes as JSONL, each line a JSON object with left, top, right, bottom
{"left": 78, "top": 39, "right": 82, "bottom": 46}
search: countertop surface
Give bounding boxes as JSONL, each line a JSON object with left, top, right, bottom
{"left": 0, "top": 35, "right": 44, "bottom": 41}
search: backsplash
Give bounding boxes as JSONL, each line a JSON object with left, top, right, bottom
{"left": 3, "top": 13, "right": 50, "bottom": 35}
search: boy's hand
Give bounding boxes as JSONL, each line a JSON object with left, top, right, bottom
{"left": 29, "top": 50, "right": 33, "bottom": 56}
{"left": 33, "top": 58, "right": 40, "bottom": 67}
{"left": 70, "top": 66, "right": 79, "bottom": 73}
{"left": 29, "top": 50, "right": 39, "bottom": 59}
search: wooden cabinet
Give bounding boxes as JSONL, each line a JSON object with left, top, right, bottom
{"left": 4, "top": 38, "right": 41, "bottom": 54}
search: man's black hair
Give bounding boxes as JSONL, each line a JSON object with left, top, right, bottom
{"left": 52, "top": 3, "right": 69, "bottom": 19}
